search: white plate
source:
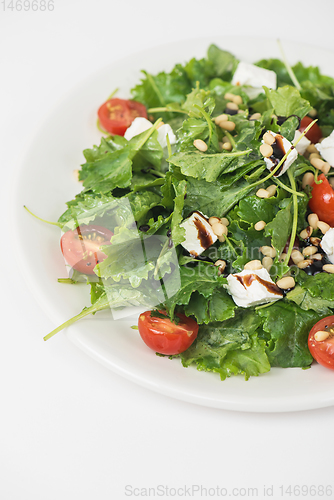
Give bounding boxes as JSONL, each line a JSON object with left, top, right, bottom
{"left": 13, "top": 36, "right": 334, "bottom": 412}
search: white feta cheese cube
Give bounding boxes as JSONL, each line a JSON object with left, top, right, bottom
{"left": 157, "top": 123, "right": 177, "bottom": 149}
{"left": 263, "top": 131, "right": 298, "bottom": 177}
{"left": 316, "top": 130, "right": 334, "bottom": 166}
{"left": 124, "top": 117, "right": 176, "bottom": 148}
{"left": 293, "top": 130, "right": 311, "bottom": 155}
{"left": 226, "top": 268, "right": 283, "bottom": 308}
{"left": 180, "top": 211, "right": 217, "bottom": 257}
{"left": 320, "top": 227, "right": 334, "bottom": 264}
{"left": 232, "top": 61, "right": 277, "bottom": 98}
{"left": 124, "top": 117, "right": 152, "bottom": 140}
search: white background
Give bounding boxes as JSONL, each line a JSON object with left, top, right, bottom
{"left": 1, "top": 1, "right": 334, "bottom": 499}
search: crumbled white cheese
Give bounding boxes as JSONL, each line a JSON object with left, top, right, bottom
{"left": 320, "top": 228, "right": 334, "bottom": 264}
{"left": 124, "top": 117, "right": 176, "bottom": 148}
{"left": 231, "top": 62, "right": 277, "bottom": 98}
{"left": 226, "top": 268, "right": 283, "bottom": 308}
{"left": 316, "top": 130, "right": 334, "bottom": 166}
{"left": 263, "top": 131, "right": 298, "bottom": 177}
{"left": 180, "top": 211, "right": 217, "bottom": 257}
{"left": 293, "top": 130, "right": 311, "bottom": 155}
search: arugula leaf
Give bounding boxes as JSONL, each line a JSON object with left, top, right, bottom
{"left": 296, "top": 271, "right": 334, "bottom": 301}
{"left": 264, "top": 200, "right": 292, "bottom": 254}
{"left": 258, "top": 301, "right": 320, "bottom": 368}
{"left": 264, "top": 85, "right": 311, "bottom": 119}
{"left": 286, "top": 285, "right": 334, "bottom": 316}
{"left": 207, "top": 44, "right": 238, "bottom": 81}
{"left": 184, "top": 288, "right": 236, "bottom": 324}
{"left": 164, "top": 262, "right": 226, "bottom": 317}
{"left": 168, "top": 150, "right": 251, "bottom": 183}
{"left": 180, "top": 309, "right": 269, "bottom": 380}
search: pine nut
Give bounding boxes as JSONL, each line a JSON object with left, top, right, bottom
{"left": 250, "top": 113, "right": 261, "bottom": 120}
{"left": 214, "top": 114, "right": 229, "bottom": 124}
{"left": 321, "top": 162, "right": 331, "bottom": 175}
{"left": 222, "top": 141, "right": 232, "bottom": 151}
{"left": 308, "top": 213, "right": 319, "bottom": 229}
{"left": 297, "top": 259, "right": 313, "bottom": 269}
{"left": 260, "top": 246, "right": 277, "bottom": 258}
{"left": 156, "top": 121, "right": 165, "bottom": 129}
{"left": 308, "top": 108, "right": 317, "bottom": 118}
{"left": 218, "top": 234, "right": 225, "bottom": 243}
{"left": 329, "top": 177, "right": 334, "bottom": 189}
{"left": 314, "top": 330, "right": 329, "bottom": 341}
{"left": 224, "top": 92, "right": 235, "bottom": 101}
{"left": 226, "top": 102, "right": 239, "bottom": 111}
{"left": 310, "top": 237, "right": 321, "bottom": 246}
{"left": 232, "top": 95, "right": 243, "bottom": 105}
{"left": 300, "top": 226, "right": 313, "bottom": 239}
{"left": 263, "top": 132, "right": 275, "bottom": 146}
{"left": 302, "top": 172, "right": 314, "bottom": 189}
{"left": 311, "top": 253, "right": 323, "bottom": 261}
{"left": 220, "top": 217, "right": 229, "bottom": 227}
{"left": 302, "top": 246, "right": 318, "bottom": 256}
{"left": 306, "top": 144, "right": 318, "bottom": 154}
{"left": 219, "top": 121, "right": 236, "bottom": 131}
{"left": 193, "top": 139, "right": 208, "bottom": 152}
{"left": 209, "top": 216, "right": 221, "bottom": 226}
{"left": 310, "top": 157, "right": 325, "bottom": 170}
{"left": 215, "top": 260, "right": 226, "bottom": 273}
{"left": 256, "top": 188, "right": 270, "bottom": 199}
{"left": 254, "top": 220, "right": 266, "bottom": 231}
{"left": 266, "top": 184, "right": 277, "bottom": 197}
{"left": 279, "top": 253, "right": 287, "bottom": 262}
{"left": 244, "top": 260, "right": 263, "bottom": 271}
{"left": 262, "top": 256, "right": 273, "bottom": 271}
{"left": 323, "top": 264, "right": 334, "bottom": 274}
{"left": 291, "top": 249, "right": 304, "bottom": 265}
{"left": 211, "top": 222, "right": 225, "bottom": 236}
{"left": 260, "top": 143, "right": 273, "bottom": 158}
{"left": 238, "top": 109, "right": 244, "bottom": 114}
{"left": 317, "top": 221, "right": 330, "bottom": 234}
{"left": 276, "top": 276, "right": 295, "bottom": 290}
{"left": 309, "top": 153, "right": 321, "bottom": 161}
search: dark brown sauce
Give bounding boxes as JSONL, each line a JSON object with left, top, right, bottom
{"left": 193, "top": 211, "right": 214, "bottom": 251}
{"left": 269, "top": 134, "right": 286, "bottom": 176}
{"left": 236, "top": 274, "right": 283, "bottom": 296}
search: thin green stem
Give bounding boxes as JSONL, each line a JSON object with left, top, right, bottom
{"left": 107, "top": 88, "right": 119, "bottom": 100}
{"left": 148, "top": 107, "right": 188, "bottom": 115}
{"left": 149, "top": 169, "right": 166, "bottom": 178}
{"left": 224, "top": 131, "right": 236, "bottom": 149}
{"left": 96, "top": 118, "right": 107, "bottom": 134}
{"left": 24, "top": 205, "right": 61, "bottom": 227}
{"left": 277, "top": 39, "right": 301, "bottom": 90}
{"left": 284, "top": 169, "right": 298, "bottom": 266}
{"left": 44, "top": 296, "right": 110, "bottom": 341}
{"left": 272, "top": 177, "right": 305, "bottom": 197}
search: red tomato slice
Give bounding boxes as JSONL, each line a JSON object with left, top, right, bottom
{"left": 299, "top": 116, "right": 322, "bottom": 144}
{"left": 97, "top": 97, "right": 147, "bottom": 136}
{"left": 308, "top": 174, "right": 334, "bottom": 227}
{"left": 308, "top": 316, "right": 334, "bottom": 370}
{"left": 61, "top": 225, "right": 113, "bottom": 275}
{"left": 138, "top": 310, "right": 199, "bottom": 355}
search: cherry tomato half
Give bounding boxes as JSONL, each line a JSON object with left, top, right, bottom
{"left": 308, "top": 316, "right": 334, "bottom": 370}
{"left": 299, "top": 116, "right": 322, "bottom": 144}
{"left": 97, "top": 97, "right": 147, "bottom": 136}
{"left": 138, "top": 310, "right": 199, "bottom": 355}
{"left": 61, "top": 225, "right": 113, "bottom": 275}
{"left": 308, "top": 174, "right": 334, "bottom": 227}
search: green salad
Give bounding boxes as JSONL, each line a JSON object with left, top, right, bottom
{"left": 41, "top": 44, "right": 334, "bottom": 380}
